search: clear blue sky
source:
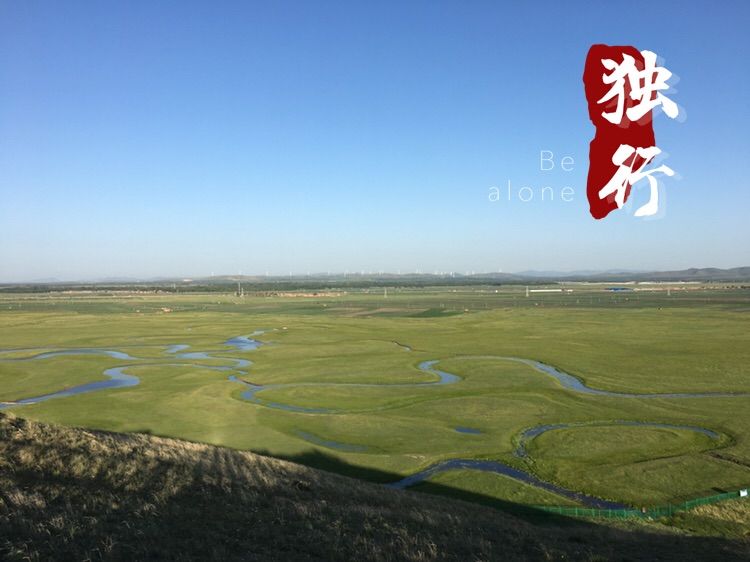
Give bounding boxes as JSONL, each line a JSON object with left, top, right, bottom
{"left": 1, "top": 1, "right": 748, "bottom": 281}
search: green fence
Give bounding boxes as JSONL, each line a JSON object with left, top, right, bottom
{"left": 533, "top": 487, "right": 749, "bottom": 519}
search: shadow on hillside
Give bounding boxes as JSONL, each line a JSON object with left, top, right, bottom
{"left": 248, "top": 448, "right": 750, "bottom": 560}
{"left": 2, "top": 412, "right": 748, "bottom": 562}
{"left": 258, "top": 449, "right": 619, "bottom": 526}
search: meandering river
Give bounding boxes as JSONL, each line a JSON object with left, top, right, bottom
{"left": 0, "top": 330, "right": 740, "bottom": 508}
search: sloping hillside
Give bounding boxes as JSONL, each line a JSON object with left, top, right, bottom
{"left": 0, "top": 413, "right": 747, "bottom": 561}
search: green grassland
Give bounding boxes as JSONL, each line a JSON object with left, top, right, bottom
{"left": 1, "top": 284, "right": 749, "bottom": 528}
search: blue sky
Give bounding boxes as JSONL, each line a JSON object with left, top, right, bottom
{"left": 1, "top": 1, "right": 748, "bottom": 281}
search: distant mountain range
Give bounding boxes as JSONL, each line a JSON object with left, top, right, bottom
{"left": 3, "top": 267, "right": 750, "bottom": 288}
{"left": 491, "top": 267, "right": 750, "bottom": 282}
{"left": 514, "top": 269, "right": 647, "bottom": 277}
{"left": 176, "top": 266, "right": 750, "bottom": 284}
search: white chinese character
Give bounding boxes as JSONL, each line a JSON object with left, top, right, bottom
{"left": 599, "top": 144, "right": 675, "bottom": 217}
{"left": 598, "top": 50, "right": 679, "bottom": 124}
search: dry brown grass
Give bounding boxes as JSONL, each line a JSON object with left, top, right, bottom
{"left": 664, "top": 498, "right": 750, "bottom": 540}
{"left": 0, "top": 413, "right": 748, "bottom": 561}
{"left": 692, "top": 500, "right": 750, "bottom": 526}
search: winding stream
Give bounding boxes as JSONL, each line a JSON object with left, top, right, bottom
{"left": 514, "top": 420, "right": 721, "bottom": 458}
{"left": 490, "top": 356, "right": 745, "bottom": 399}
{"left": 228, "top": 359, "right": 460, "bottom": 414}
{"left": 0, "top": 334, "right": 262, "bottom": 409}
{"left": 0, "top": 330, "right": 742, "bottom": 509}
{"left": 386, "top": 458, "right": 627, "bottom": 509}
{"left": 0, "top": 366, "right": 140, "bottom": 408}
{"left": 228, "top": 355, "right": 747, "bottom": 414}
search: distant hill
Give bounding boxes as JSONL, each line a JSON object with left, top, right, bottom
{"left": 621, "top": 267, "right": 750, "bottom": 282}
{"left": 515, "top": 269, "right": 647, "bottom": 277}
{"left": 1, "top": 414, "right": 747, "bottom": 561}
{"left": 503, "top": 267, "right": 750, "bottom": 282}
{"left": 2, "top": 266, "right": 750, "bottom": 291}
{"left": 191, "top": 267, "right": 750, "bottom": 283}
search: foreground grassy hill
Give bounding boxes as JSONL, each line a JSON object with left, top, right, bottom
{"left": 1, "top": 414, "right": 748, "bottom": 561}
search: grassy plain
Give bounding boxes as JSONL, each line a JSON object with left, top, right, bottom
{"left": 1, "top": 284, "right": 749, "bottom": 521}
